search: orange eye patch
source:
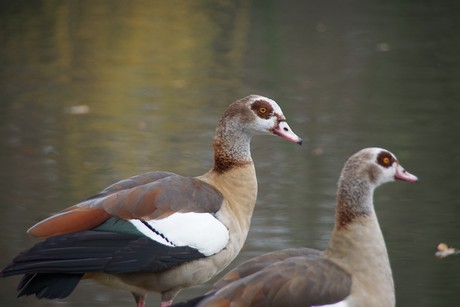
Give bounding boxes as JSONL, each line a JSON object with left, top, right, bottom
{"left": 251, "top": 100, "right": 274, "bottom": 119}
{"left": 377, "top": 151, "right": 395, "bottom": 168}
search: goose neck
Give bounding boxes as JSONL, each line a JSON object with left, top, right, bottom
{"left": 212, "top": 125, "right": 253, "bottom": 173}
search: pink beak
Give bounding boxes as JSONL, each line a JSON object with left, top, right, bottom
{"left": 273, "top": 120, "right": 303, "bottom": 145}
{"left": 395, "top": 164, "right": 418, "bottom": 182}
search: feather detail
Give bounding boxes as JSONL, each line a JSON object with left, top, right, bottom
{"left": 130, "top": 212, "right": 229, "bottom": 256}
{"left": 27, "top": 208, "right": 111, "bottom": 238}
{"left": 27, "top": 174, "right": 224, "bottom": 238}
{"left": 1, "top": 230, "right": 206, "bottom": 276}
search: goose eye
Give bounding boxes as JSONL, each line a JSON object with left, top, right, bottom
{"left": 251, "top": 100, "right": 273, "bottom": 119}
{"left": 377, "top": 151, "right": 394, "bottom": 168}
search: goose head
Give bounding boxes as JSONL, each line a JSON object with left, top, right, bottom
{"left": 217, "top": 95, "right": 303, "bottom": 145}
{"left": 353, "top": 147, "right": 417, "bottom": 185}
{"left": 335, "top": 147, "right": 418, "bottom": 231}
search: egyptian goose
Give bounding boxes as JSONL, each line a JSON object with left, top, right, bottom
{"left": 173, "top": 147, "right": 417, "bottom": 307}
{"left": 0, "top": 95, "right": 302, "bottom": 307}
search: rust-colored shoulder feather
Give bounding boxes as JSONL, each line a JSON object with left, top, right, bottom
{"left": 27, "top": 207, "right": 111, "bottom": 238}
{"left": 28, "top": 171, "right": 223, "bottom": 238}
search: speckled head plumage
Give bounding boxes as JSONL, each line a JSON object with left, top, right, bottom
{"left": 217, "top": 95, "right": 301, "bottom": 141}
{"left": 341, "top": 148, "right": 417, "bottom": 187}
{"left": 213, "top": 95, "right": 302, "bottom": 173}
{"left": 335, "top": 147, "right": 417, "bottom": 230}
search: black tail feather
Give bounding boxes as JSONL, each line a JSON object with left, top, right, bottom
{"left": 17, "top": 273, "right": 83, "bottom": 299}
{"left": 1, "top": 229, "right": 207, "bottom": 301}
{"left": 1, "top": 230, "right": 205, "bottom": 277}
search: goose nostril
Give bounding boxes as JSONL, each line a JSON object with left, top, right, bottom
{"left": 284, "top": 127, "right": 289, "bottom": 131}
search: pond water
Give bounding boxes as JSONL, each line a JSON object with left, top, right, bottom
{"left": 1, "top": 1, "right": 460, "bottom": 306}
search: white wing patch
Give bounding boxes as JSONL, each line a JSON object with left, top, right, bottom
{"left": 129, "top": 219, "right": 173, "bottom": 246}
{"left": 314, "top": 300, "right": 348, "bottom": 307}
{"left": 129, "top": 212, "right": 229, "bottom": 256}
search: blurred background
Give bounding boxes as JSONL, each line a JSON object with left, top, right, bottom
{"left": 1, "top": 0, "right": 459, "bottom": 306}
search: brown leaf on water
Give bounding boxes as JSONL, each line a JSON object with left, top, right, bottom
{"left": 435, "top": 243, "right": 460, "bottom": 259}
